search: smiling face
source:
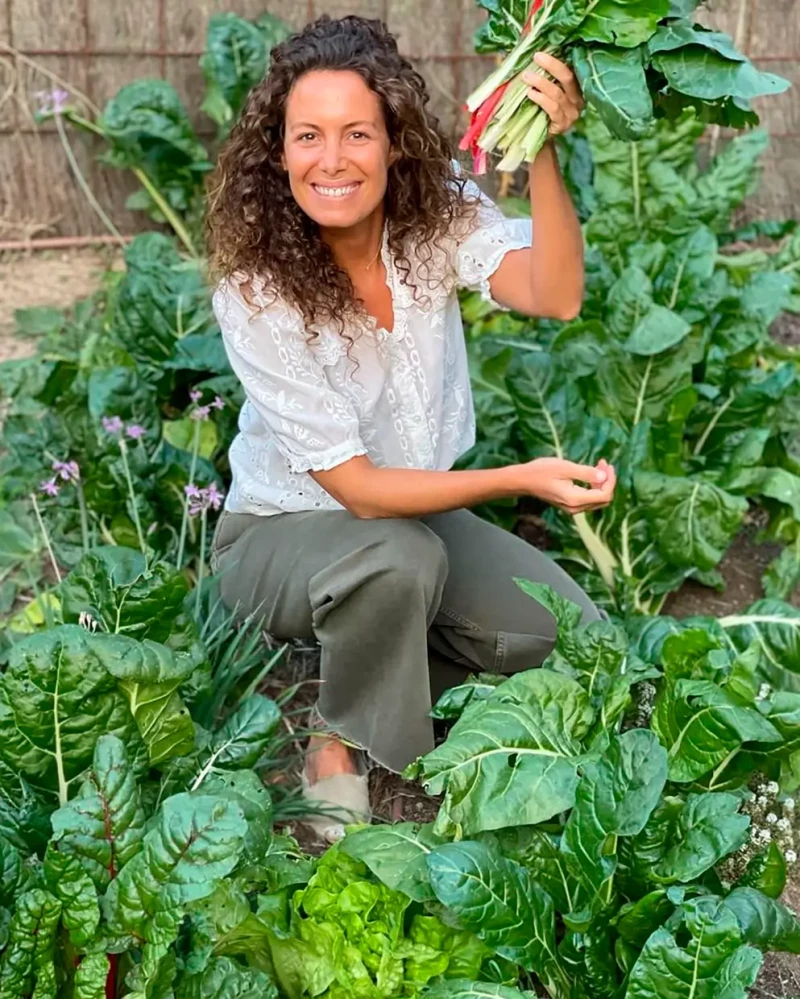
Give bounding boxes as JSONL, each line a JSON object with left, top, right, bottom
{"left": 283, "top": 69, "right": 395, "bottom": 231}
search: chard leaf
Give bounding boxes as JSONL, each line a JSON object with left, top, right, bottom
{"left": 200, "top": 13, "right": 288, "bottom": 130}
{"left": 50, "top": 734, "right": 146, "bottom": 890}
{"left": 427, "top": 841, "right": 568, "bottom": 995}
{"left": 573, "top": 45, "right": 653, "bottom": 140}
{"left": 650, "top": 30, "right": 790, "bottom": 102}
{"left": 60, "top": 547, "right": 190, "bottom": 644}
{"left": 43, "top": 846, "right": 100, "bottom": 947}
{"left": 423, "top": 983, "right": 534, "bottom": 999}
{"left": 105, "top": 792, "right": 246, "bottom": 937}
{"left": 653, "top": 677, "right": 780, "bottom": 783}
{"left": 737, "top": 843, "right": 787, "bottom": 900}
{"left": 606, "top": 266, "right": 653, "bottom": 339}
{"left": 478, "top": 827, "right": 576, "bottom": 915}
{"left": 762, "top": 547, "right": 800, "bottom": 602}
{"left": 562, "top": 730, "right": 667, "bottom": 914}
{"left": 200, "top": 770, "right": 272, "bottom": 865}
{"left": 408, "top": 670, "right": 592, "bottom": 837}
{"left": 95, "top": 633, "right": 196, "bottom": 765}
{"left": 626, "top": 896, "right": 762, "bottom": 999}
{"left": 634, "top": 472, "right": 747, "bottom": 572}
{"left": 74, "top": 953, "right": 109, "bottom": 999}
{"left": 653, "top": 225, "right": 718, "bottom": 316}
{"left": 0, "top": 626, "right": 143, "bottom": 801}
{"left": 341, "top": 823, "right": 443, "bottom": 902}
{"left": 198, "top": 694, "right": 281, "bottom": 775}
{"left": 176, "top": 956, "right": 278, "bottom": 998}
{"left": 652, "top": 793, "right": 750, "bottom": 883}
{"left": 0, "top": 889, "right": 61, "bottom": 999}
{"left": 624, "top": 305, "right": 691, "bottom": 356}
{"left": 615, "top": 890, "right": 676, "bottom": 949}
{"left": 724, "top": 887, "right": 800, "bottom": 953}
{"left": 579, "top": 0, "right": 668, "bottom": 48}
{"left": 722, "top": 600, "right": 800, "bottom": 688}
{"left": 431, "top": 675, "right": 506, "bottom": 721}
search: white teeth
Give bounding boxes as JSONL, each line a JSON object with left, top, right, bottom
{"left": 314, "top": 184, "right": 359, "bottom": 198}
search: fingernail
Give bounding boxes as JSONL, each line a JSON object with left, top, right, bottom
{"left": 596, "top": 470, "right": 607, "bottom": 483}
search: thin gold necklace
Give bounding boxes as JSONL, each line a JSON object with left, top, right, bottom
{"left": 364, "top": 244, "right": 382, "bottom": 271}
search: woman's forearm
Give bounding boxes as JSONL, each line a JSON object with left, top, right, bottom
{"left": 528, "top": 140, "right": 584, "bottom": 319}
{"left": 312, "top": 458, "right": 525, "bottom": 519}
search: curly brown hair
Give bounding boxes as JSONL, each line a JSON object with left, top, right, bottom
{"left": 205, "top": 14, "right": 475, "bottom": 333}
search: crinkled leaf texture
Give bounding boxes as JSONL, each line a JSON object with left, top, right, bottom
{"left": 427, "top": 840, "right": 569, "bottom": 996}
{"left": 0, "top": 625, "right": 144, "bottom": 800}
{"left": 104, "top": 792, "right": 247, "bottom": 938}
{"left": 562, "top": 730, "right": 668, "bottom": 916}
{"left": 408, "top": 669, "right": 592, "bottom": 838}
{"left": 74, "top": 953, "right": 109, "bottom": 999}
{"left": 341, "top": 822, "right": 444, "bottom": 903}
{"left": 43, "top": 845, "right": 100, "bottom": 947}
{"left": 176, "top": 956, "right": 278, "bottom": 999}
{"left": 50, "top": 733, "right": 146, "bottom": 890}
{"left": 626, "top": 896, "right": 762, "bottom": 999}
{"left": 0, "top": 888, "right": 61, "bottom": 999}
{"left": 423, "top": 982, "right": 534, "bottom": 999}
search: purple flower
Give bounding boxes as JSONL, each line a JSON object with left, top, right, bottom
{"left": 211, "top": 395, "right": 225, "bottom": 411}
{"left": 190, "top": 389, "right": 203, "bottom": 404}
{"left": 186, "top": 482, "right": 226, "bottom": 517}
{"left": 205, "top": 482, "right": 224, "bottom": 511}
{"left": 52, "top": 459, "right": 80, "bottom": 482}
{"left": 126, "top": 424, "right": 146, "bottom": 440}
{"left": 190, "top": 406, "right": 211, "bottom": 422}
{"left": 36, "top": 88, "right": 70, "bottom": 116}
{"left": 102, "top": 415, "right": 123, "bottom": 435}
{"left": 40, "top": 478, "right": 60, "bottom": 497}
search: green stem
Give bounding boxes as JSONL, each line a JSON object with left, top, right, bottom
{"left": 631, "top": 143, "right": 641, "bottom": 227}
{"left": 176, "top": 420, "right": 201, "bottom": 569}
{"left": 620, "top": 513, "right": 633, "bottom": 579}
{"left": 30, "top": 492, "right": 62, "bottom": 584}
{"left": 693, "top": 393, "right": 734, "bottom": 457}
{"left": 573, "top": 512, "right": 618, "bottom": 592}
{"left": 194, "top": 509, "right": 207, "bottom": 621}
{"left": 54, "top": 112, "right": 126, "bottom": 249}
{"left": 132, "top": 166, "right": 199, "bottom": 258}
{"left": 118, "top": 440, "right": 147, "bottom": 559}
{"left": 76, "top": 481, "right": 91, "bottom": 555}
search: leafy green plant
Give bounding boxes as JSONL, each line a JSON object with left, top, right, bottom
{"left": 461, "top": 0, "right": 788, "bottom": 172}
{"left": 463, "top": 111, "right": 800, "bottom": 614}
{"left": 340, "top": 583, "right": 800, "bottom": 999}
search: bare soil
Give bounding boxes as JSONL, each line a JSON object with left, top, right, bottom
{"left": 2, "top": 248, "right": 799, "bottom": 994}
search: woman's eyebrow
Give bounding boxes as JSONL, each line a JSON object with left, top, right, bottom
{"left": 289, "top": 119, "right": 376, "bottom": 130}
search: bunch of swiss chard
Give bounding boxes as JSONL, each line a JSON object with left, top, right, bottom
{"left": 462, "top": 110, "right": 800, "bottom": 615}
{"left": 339, "top": 581, "right": 800, "bottom": 999}
{"left": 462, "top": 0, "right": 789, "bottom": 173}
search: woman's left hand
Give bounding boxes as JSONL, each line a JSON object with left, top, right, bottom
{"left": 523, "top": 52, "right": 585, "bottom": 136}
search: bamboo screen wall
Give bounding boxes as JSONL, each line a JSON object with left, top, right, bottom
{"left": 0, "top": 0, "right": 797, "bottom": 241}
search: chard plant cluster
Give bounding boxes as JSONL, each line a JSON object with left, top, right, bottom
{"left": 463, "top": 108, "right": 800, "bottom": 616}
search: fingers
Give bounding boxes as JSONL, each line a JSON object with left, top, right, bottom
{"left": 525, "top": 86, "right": 563, "bottom": 127}
{"left": 532, "top": 51, "right": 584, "bottom": 108}
{"left": 560, "top": 460, "right": 611, "bottom": 487}
{"left": 560, "top": 460, "right": 617, "bottom": 514}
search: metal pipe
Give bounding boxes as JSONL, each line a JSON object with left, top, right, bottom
{"left": 0, "top": 234, "right": 135, "bottom": 251}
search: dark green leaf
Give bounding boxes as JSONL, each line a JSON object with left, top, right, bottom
{"left": 341, "top": 822, "right": 443, "bottom": 902}
{"left": 725, "top": 887, "right": 800, "bottom": 953}
{"left": 737, "top": 842, "right": 787, "bottom": 900}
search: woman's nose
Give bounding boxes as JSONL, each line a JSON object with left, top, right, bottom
{"left": 319, "top": 139, "right": 345, "bottom": 174}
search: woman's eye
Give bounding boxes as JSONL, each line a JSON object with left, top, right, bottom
{"left": 350, "top": 131, "right": 369, "bottom": 140}
{"left": 298, "top": 133, "right": 317, "bottom": 142}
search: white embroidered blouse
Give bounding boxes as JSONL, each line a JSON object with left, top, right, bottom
{"left": 212, "top": 181, "right": 532, "bottom": 516}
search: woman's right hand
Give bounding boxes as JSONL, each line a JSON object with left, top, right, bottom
{"left": 521, "top": 456, "right": 616, "bottom": 514}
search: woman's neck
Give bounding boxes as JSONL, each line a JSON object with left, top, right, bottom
{"left": 320, "top": 208, "right": 385, "bottom": 276}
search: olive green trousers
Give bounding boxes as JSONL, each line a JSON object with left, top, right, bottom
{"left": 211, "top": 508, "right": 600, "bottom": 773}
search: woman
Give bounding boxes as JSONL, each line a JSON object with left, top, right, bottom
{"left": 206, "top": 15, "right": 616, "bottom": 841}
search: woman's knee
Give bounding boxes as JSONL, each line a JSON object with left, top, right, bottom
{"left": 370, "top": 518, "right": 449, "bottom": 589}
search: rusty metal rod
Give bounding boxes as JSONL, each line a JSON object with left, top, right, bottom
{"left": 0, "top": 234, "right": 135, "bottom": 251}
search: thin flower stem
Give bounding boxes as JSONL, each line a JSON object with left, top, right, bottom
{"left": 132, "top": 166, "right": 199, "bottom": 258}
{"left": 195, "top": 509, "right": 207, "bottom": 621}
{"left": 119, "top": 439, "right": 147, "bottom": 558}
{"left": 54, "top": 112, "right": 127, "bottom": 249}
{"left": 75, "top": 481, "right": 91, "bottom": 555}
{"left": 176, "top": 420, "right": 201, "bottom": 569}
{"left": 30, "top": 492, "right": 62, "bottom": 584}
